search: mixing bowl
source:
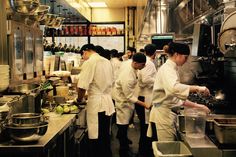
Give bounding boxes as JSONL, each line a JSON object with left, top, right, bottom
{"left": 4, "top": 121, "right": 48, "bottom": 142}
{"left": 9, "top": 0, "right": 40, "bottom": 15}
{"left": 11, "top": 113, "right": 43, "bottom": 126}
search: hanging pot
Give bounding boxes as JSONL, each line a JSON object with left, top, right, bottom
{"left": 29, "top": 5, "right": 50, "bottom": 21}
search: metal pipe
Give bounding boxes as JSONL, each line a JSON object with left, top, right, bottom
{"left": 159, "top": 0, "right": 162, "bottom": 34}
{"left": 127, "top": 7, "right": 130, "bottom": 48}
{"left": 132, "top": 7, "right": 135, "bottom": 48}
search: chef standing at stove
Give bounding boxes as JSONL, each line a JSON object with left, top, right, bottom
{"left": 147, "top": 42, "right": 211, "bottom": 141}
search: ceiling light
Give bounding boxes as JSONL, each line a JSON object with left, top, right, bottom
{"left": 87, "top": 2, "right": 107, "bottom": 8}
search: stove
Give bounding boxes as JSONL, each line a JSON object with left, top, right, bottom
{"left": 188, "top": 93, "right": 229, "bottom": 114}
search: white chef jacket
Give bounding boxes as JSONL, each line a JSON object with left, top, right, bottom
{"left": 113, "top": 60, "right": 138, "bottom": 124}
{"left": 137, "top": 56, "right": 157, "bottom": 124}
{"left": 77, "top": 53, "right": 115, "bottom": 139}
{"left": 147, "top": 59, "right": 190, "bottom": 141}
{"left": 110, "top": 57, "right": 121, "bottom": 82}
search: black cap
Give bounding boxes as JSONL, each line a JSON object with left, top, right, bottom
{"left": 80, "top": 44, "right": 96, "bottom": 54}
{"left": 132, "top": 53, "right": 146, "bottom": 63}
{"left": 144, "top": 44, "right": 157, "bottom": 56}
{"left": 168, "top": 42, "right": 190, "bottom": 55}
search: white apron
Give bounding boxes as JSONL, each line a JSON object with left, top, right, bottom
{"left": 144, "top": 95, "right": 152, "bottom": 124}
{"left": 87, "top": 93, "right": 115, "bottom": 139}
{"left": 147, "top": 105, "right": 177, "bottom": 141}
{"left": 116, "top": 101, "right": 135, "bottom": 125}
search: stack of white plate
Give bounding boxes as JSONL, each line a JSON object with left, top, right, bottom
{"left": 0, "top": 65, "right": 10, "bottom": 92}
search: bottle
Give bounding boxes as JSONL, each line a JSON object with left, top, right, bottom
{"left": 71, "top": 45, "right": 75, "bottom": 53}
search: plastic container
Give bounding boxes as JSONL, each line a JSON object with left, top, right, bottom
{"left": 56, "top": 86, "right": 69, "bottom": 97}
{"left": 152, "top": 141, "right": 192, "bottom": 157}
{"left": 184, "top": 108, "right": 206, "bottom": 138}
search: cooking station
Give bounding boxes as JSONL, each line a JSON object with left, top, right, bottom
{"left": 178, "top": 89, "right": 236, "bottom": 157}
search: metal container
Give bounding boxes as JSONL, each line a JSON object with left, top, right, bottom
{"left": 4, "top": 121, "right": 48, "bottom": 142}
{"left": 213, "top": 118, "right": 236, "bottom": 144}
{"left": 11, "top": 113, "right": 43, "bottom": 126}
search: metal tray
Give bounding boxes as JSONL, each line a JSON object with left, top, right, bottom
{"left": 213, "top": 118, "right": 236, "bottom": 144}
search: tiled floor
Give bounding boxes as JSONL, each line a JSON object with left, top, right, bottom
{"left": 111, "top": 114, "right": 140, "bottom": 157}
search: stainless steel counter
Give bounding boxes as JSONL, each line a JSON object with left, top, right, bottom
{"left": 0, "top": 114, "right": 76, "bottom": 154}
{"left": 180, "top": 133, "right": 222, "bottom": 157}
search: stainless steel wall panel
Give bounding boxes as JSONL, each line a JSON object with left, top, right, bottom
{"left": 0, "top": 1, "right": 8, "bottom": 65}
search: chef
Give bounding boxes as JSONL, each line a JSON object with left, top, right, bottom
{"left": 136, "top": 44, "right": 157, "bottom": 157}
{"left": 147, "top": 42, "right": 210, "bottom": 141}
{"left": 77, "top": 44, "right": 115, "bottom": 157}
{"left": 113, "top": 53, "right": 150, "bottom": 157}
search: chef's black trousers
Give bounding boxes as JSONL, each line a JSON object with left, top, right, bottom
{"left": 135, "top": 96, "right": 153, "bottom": 157}
{"left": 116, "top": 124, "right": 132, "bottom": 157}
{"left": 88, "top": 112, "right": 112, "bottom": 157}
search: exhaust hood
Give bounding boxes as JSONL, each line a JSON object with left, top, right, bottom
{"left": 138, "top": 0, "right": 175, "bottom": 41}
